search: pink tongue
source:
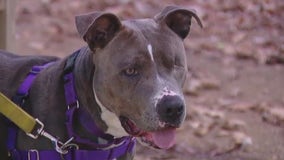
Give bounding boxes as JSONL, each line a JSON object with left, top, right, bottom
{"left": 152, "top": 128, "right": 176, "bottom": 149}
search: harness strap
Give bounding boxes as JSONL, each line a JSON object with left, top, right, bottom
{"left": 65, "top": 106, "right": 116, "bottom": 148}
{"left": 13, "top": 63, "right": 54, "bottom": 106}
{"left": 11, "top": 150, "right": 72, "bottom": 160}
{"left": 73, "top": 138, "right": 136, "bottom": 160}
{"left": 7, "top": 63, "right": 53, "bottom": 151}
{"left": 5, "top": 50, "right": 136, "bottom": 160}
{"left": 64, "top": 51, "right": 112, "bottom": 142}
{"left": 13, "top": 137, "right": 135, "bottom": 160}
{"left": 66, "top": 106, "right": 135, "bottom": 154}
{"left": 63, "top": 51, "right": 136, "bottom": 153}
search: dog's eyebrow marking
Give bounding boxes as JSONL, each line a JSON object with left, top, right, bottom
{"left": 147, "top": 44, "right": 154, "bottom": 62}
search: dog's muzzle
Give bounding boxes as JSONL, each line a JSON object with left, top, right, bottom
{"left": 119, "top": 95, "right": 185, "bottom": 150}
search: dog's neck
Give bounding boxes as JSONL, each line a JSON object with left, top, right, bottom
{"left": 72, "top": 47, "right": 108, "bottom": 133}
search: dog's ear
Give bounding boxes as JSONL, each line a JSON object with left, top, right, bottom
{"left": 75, "top": 12, "right": 121, "bottom": 50}
{"left": 154, "top": 5, "right": 203, "bottom": 39}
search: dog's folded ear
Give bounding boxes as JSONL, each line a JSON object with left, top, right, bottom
{"left": 154, "top": 5, "right": 203, "bottom": 39}
{"left": 75, "top": 12, "right": 121, "bottom": 50}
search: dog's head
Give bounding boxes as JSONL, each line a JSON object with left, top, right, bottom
{"left": 75, "top": 5, "right": 202, "bottom": 149}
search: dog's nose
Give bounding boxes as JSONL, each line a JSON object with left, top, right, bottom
{"left": 156, "top": 95, "right": 185, "bottom": 127}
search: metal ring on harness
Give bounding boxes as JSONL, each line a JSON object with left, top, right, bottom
{"left": 28, "top": 149, "right": 39, "bottom": 160}
{"left": 67, "top": 100, "right": 79, "bottom": 110}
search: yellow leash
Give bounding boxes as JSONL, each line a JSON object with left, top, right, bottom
{"left": 0, "top": 92, "right": 77, "bottom": 154}
{"left": 0, "top": 92, "right": 36, "bottom": 134}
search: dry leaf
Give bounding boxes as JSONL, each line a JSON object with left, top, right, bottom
{"left": 222, "top": 119, "right": 246, "bottom": 130}
{"left": 268, "top": 107, "right": 284, "bottom": 121}
{"left": 229, "top": 102, "right": 258, "bottom": 112}
{"left": 232, "top": 131, "right": 253, "bottom": 148}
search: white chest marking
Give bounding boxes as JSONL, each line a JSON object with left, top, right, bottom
{"left": 147, "top": 44, "right": 154, "bottom": 62}
{"left": 93, "top": 85, "right": 128, "bottom": 137}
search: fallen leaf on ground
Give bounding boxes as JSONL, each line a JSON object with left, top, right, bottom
{"left": 232, "top": 131, "right": 253, "bottom": 149}
{"left": 262, "top": 107, "right": 284, "bottom": 125}
{"left": 229, "top": 102, "right": 258, "bottom": 112}
{"left": 183, "top": 77, "right": 220, "bottom": 96}
{"left": 183, "top": 78, "right": 201, "bottom": 96}
{"left": 222, "top": 119, "right": 246, "bottom": 130}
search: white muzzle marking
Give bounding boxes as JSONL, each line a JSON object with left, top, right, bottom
{"left": 153, "top": 87, "right": 180, "bottom": 107}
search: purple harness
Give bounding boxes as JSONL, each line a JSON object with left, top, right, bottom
{"left": 7, "top": 50, "right": 136, "bottom": 160}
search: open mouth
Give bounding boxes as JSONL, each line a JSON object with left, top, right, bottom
{"left": 119, "top": 116, "right": 176, "bottom": 149}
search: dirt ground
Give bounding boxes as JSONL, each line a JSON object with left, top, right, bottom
{"left": 13, "top": 0, "right": 284, "bottom": 160}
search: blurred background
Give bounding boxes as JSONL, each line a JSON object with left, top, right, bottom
{"left": 1, "top": 0, "right": 283, "bottom": 159}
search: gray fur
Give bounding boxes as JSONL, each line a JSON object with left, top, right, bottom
{"left": 0, "top": 5, "right": 202, "bottom": 160}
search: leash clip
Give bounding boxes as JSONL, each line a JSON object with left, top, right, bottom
{"left": 27, "top": 118, "right": 78, "bottom": 154}
{"left": 26, "top": 119, "right": 44, "bottom": 139}
{"left": 41, "top": 130, "right": 79, "bottom": 154}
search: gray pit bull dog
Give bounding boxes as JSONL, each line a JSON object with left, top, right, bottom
{"left": 0, "top": 5, "right": 202, "bottom": 160}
